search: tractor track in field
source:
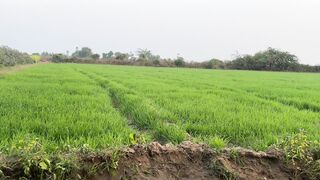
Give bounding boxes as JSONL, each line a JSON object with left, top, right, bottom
{"left": 88, "top": 71, "right": 186, "bottom": 124}
{"left": 75, "top": 68, "right": 187, "bottom": 140}
{"left": 75, "top": 68, "right": 132, "bottom": 121}
{"left": 75, "top": 68, "right": 141, "bottom": 131}
{"left": 90, "top": 72, "right": 193, "bottom": 133}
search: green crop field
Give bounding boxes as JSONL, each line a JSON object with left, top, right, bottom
{"left": 0, "top": 63, "right": 320, "bottom": 151}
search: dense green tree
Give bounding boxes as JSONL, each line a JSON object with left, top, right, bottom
{"left": 138, "top": 49, "right": 161, "bottom": 64}
{"left": 211, "top": 59, "right": 224, "bottom": 69}
{"left": 202, "top": 59, "right": 225, "bottom": 69}
{"left": 174, "top": 56, "right": 185, "bottom": 67}
{"left": 231, "top": 48, "right": 299, "bottom": 71}
{"left": 137, "top": 49, "right": 152, "bottom": 60}
{"left": 51, "top": 54, "right": 66, "bottom": 63}
{"left": 72, "top": 47, "right": 93, "bottom": 58}
{"left": 102, "top": 51, "right": 114, "bottom": 59}
{"left": 91, "top": 54, "right": 100, "bottom": 60}
{"left": 114, "top": 52, "right": 129, "bottom": 60}
{"left": 0, "top": 46, "right": 33, "bottom": 67}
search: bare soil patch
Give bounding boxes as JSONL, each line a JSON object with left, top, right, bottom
{"left": 93, "top": 141, "right": 293, "bottom": 180}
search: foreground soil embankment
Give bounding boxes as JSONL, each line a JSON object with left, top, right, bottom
{"left": 92, "top": 141, "right": 293, "bottom": 180}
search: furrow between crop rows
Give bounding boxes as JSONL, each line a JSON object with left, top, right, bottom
{"left": 76, "top": 69, "right": 188, "bottom": 143}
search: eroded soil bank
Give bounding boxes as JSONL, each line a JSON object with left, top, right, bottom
{"left": 92, "top": 141, "right": 296, "bottom": 180}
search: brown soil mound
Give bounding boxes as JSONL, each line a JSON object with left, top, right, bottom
{"left": 93, "top": 141, "right": 293, "bottom": 180}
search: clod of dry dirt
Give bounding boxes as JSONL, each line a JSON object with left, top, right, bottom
{"left": 93, "top": 141, "right": 293, "bottom": 180}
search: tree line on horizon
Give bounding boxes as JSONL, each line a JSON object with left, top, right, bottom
{"left": 49, "top": 47, "right": 320, "bottom": 72}
{"left": 1, "top": 45, "right": 319, "bottom": 72}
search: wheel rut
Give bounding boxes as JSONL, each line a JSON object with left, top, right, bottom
{"left": 75, "top": 68, "right": 188, "bottom": 143}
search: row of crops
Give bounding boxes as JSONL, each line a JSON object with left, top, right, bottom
{"left": 0, "top": 63, "right": 319, "bottom": 151}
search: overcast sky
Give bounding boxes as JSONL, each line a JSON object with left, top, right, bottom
{"left": 0, "top": 0, "right": 319, "bottom": 65}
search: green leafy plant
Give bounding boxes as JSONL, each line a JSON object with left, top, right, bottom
{"left": 129, "top": 133, "right": 137, "bottom": 145}
{"left": 278, "top": 130, "right": 313, "bottom": 165}
{"left": 277, "top": 130, "right": 320, "bottom": 179}
{"left": 1, "top": 136, "right": 78, "bottom": 179}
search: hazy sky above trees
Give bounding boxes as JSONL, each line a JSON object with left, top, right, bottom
{"left": 0, "top": 0, "right": 319, "bottom": 65}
